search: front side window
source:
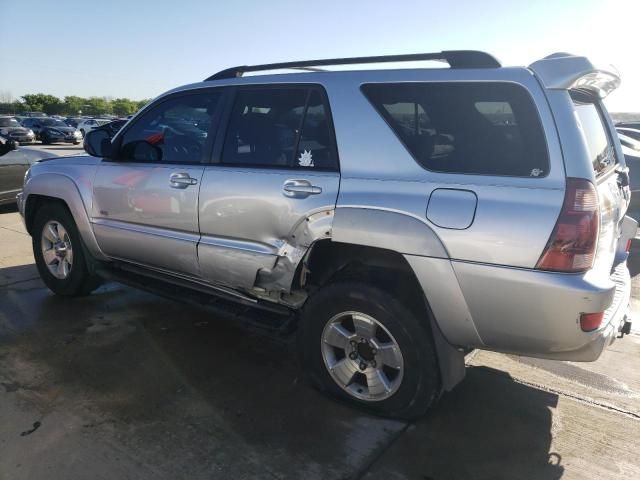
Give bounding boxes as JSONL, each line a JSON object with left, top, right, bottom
{"left": 362, "top": 82, "right": 549, "bottom": 177}
{"left": 221, "top": 87, "right": 337, "bottom": 170}
{"left": 572, "top": 93, "right": 617, "bottom": 176}
{"left": 119, "top": 92, "right": 220, "bottom": 163}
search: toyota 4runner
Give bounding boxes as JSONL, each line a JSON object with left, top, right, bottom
{"left": 17, "top": 51, "right": 636, "bottom": 419}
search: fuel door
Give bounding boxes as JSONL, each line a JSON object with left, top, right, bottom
{"left": 426, "top": 188, "right": 477, "bottom": 230}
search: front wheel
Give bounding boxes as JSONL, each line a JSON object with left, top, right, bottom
{"left": 32, "top": 203, "right": 101, "bottom": 296}
{"left": 298, "top": 281, "right": 440, "bottom": 420}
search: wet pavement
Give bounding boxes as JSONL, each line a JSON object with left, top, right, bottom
{"left": 1, "top": 205, "right": 640, "bottom": 479}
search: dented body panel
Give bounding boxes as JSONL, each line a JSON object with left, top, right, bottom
{"left": 197, "top": 166, "right": 339, "bottom": 290}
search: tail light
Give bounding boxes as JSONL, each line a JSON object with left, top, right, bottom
{"left": 580, "top": 312, "right": 604, "bottom": 331}
{"left": 536, "top": 178, "right": 599, "bottom": 273}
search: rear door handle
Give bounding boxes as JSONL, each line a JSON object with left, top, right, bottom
{"left": 283, "top": 179, "right": 322, "bottom": 198}
{"left": 170, "top": 172, "right": 198, "bottom": 189}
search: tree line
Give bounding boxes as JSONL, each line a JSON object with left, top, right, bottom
{"left": 0, "top": 93, "right": 152, "bottom": 117}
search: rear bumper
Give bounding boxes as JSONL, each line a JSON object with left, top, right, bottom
{"left": 407, "top": 254, "right": 632, "bottom": 363}
{"left": 456, "top": 259, "right": 631, "bottom": 361}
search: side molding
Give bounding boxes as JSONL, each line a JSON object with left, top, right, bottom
{"left": 24, "top": 173, "right": 108, "bottom": 260}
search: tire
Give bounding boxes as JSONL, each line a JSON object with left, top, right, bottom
{"left": 32, "top": 203, "right": 102, "bottom": 296}
{"left": 80, "top": 129, "right": 85, "bottom": 136}
{"left": 298, "top": 280, "right": 440, "bottom": 420}
{"left": 73, "top": 141, "right": 80, "bottom": 145}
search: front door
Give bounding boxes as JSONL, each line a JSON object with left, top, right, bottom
{"left": 92, "top": 90, "right": 223, "bottom": 277}
{"left": 198, "top": 86, "right": 341, "bottom": 289}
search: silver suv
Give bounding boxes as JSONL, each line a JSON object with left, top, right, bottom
{"left": 17, "top": 51, "right": 636, "bottom": 419}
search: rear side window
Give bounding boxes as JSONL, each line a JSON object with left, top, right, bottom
{"left": 221, "top": 87, "right": 338, "bottom": 170}
{"left": 362, "top": 82, "right": 549, "bottom": 177}
{"left": 572, "top": 94, "right": 617, "bottom": 176}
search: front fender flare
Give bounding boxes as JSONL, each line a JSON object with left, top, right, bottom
{"left": 24, "top": 173, "right": 107, "bottom": 260}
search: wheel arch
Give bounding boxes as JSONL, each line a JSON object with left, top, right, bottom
{"left": 300, "top": 239, "right": 466, "bottom": 393}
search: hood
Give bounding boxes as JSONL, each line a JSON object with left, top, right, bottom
{"left": 0, "top": 126, "right": 30, "bottom": 134}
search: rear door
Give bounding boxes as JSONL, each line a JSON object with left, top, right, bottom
{"left": 197, "top": 85, "right": 340, "bottom": 289}
{"left": 571, "top": 93, "right": 629, "bottom": 273}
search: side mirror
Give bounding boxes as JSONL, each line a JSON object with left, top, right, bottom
{"left": 84, "top": 129, "right": 112, "bottom": 158}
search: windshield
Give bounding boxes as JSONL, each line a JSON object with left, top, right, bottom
{"left": 41, "top": 118, "right": 68, "bottom": 127}
{"left": 0, "top": 118, "right": 20, "bottom": 127}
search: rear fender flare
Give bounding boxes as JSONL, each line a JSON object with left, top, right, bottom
{"left": 331, "top": 207, "right": 448, "bottom": 257}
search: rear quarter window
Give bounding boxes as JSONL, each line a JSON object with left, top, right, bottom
{"left": 571, "top": 93, "right": 617, "bottom": 176}
{"left": 361, "top": 82, "right": 549, "bottom": 177}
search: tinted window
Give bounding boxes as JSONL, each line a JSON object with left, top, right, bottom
{"left": 572, "top": 95, "right": 617, "bottom": 175}
{"left": 119, "top": 92, "right": 220, "bottom": 163}
{"left": 221, "top": 87, "right": 337, "bottom": 170}
{"left": 362, "top": 82, "right": 549, "bottom": 177}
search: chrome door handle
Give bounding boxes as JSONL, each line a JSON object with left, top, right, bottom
{"left": 170, "top": 172, "right": 198, "bottom": 189}
{"left": 283, "top": 179, "right": 322, "bottom": 198}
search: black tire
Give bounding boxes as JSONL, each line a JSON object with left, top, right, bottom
{"left": 73, "top": 141, "right": 80, "bottom": 145}
{"left": 80, "top": 129, "right": 85, "bottom": 136}
{"left": 298, "top": 280, "right": 440, "bottom": 420}
{"left": 32, "top": 202, "right": 102, "bottom": 296}
{"left": 41, "top": 136, "right": 50, "bottom": 145}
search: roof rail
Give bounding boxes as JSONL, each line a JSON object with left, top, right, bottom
{"left": 204, "top": 50, "right": 501, "bottom": 81}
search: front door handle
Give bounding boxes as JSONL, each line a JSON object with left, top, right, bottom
{"left": 170, "top": 172, "right": 198, "bottom": 189}
{"left": 283, "top": 179, "right": 322, "bottom": 198}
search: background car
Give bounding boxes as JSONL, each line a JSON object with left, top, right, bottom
{"left": 617, "top": 127, "right": 640, "bottom": 142}
{"left": 0, "top": 135, "right": 56, "bottom": 205}
{"left": 618, "top": 132, "right": 640, "bottom": 157}
{"left": 21, "top": 117, "right": 82, "bottom": 144}
{"left": 77, "top": 118, "right": 111, "bottom": 136}
{"left": 0, "top": 116, "right": 36, "bottom": 144}
{"left": 21, "top": 111, "right": 47, "bottom": 118}
{"left": 616, "top": 121, "right": 640, "bottom": 130}
{"left": 64, "top": 117, "right": 85, "bottom": 128}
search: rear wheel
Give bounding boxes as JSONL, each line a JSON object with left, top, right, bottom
{"left": 32, "top": 203, "right": 101, "bottom": 296}
{"left": 298, "top": 280, "right": 440, "bottom": 419}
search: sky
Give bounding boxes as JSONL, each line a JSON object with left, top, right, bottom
{"left": 0, "top": 0, "right": 638, "bottom": 111}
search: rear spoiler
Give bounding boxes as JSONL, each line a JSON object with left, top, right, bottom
{"left": 529, "top": 52, "right": 621, "bottom": 98}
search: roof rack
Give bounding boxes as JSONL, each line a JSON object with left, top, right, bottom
{"left": 204, "top": 50, "right": 500, "bottom": 81}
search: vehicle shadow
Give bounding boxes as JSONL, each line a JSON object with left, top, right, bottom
{"left": 363, "top": 365, "right": 565, "bottom": 479}
{"left": 0, "top": 272, "right": 564, "bottom": 479}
